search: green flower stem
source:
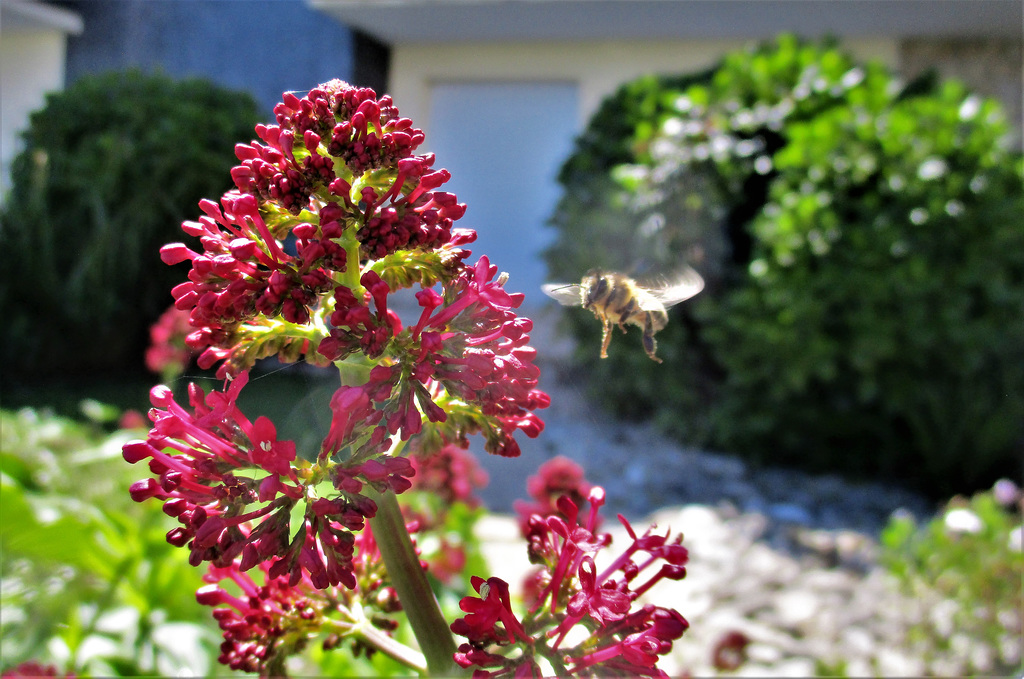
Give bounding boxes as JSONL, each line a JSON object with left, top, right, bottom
{"left": 350, "top": 618, "right": 428, "bottom": 673}
{"left": 367, "top": 486, "right": 460, "bottom": 676}
{"left": 341, "top": 231, "right": 367, "bottom": 297}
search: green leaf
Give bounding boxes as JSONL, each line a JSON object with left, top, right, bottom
{"left": 1, "top": 476, "right": 126, "bottom": 578}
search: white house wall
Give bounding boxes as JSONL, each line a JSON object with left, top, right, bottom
{"left": 0, "top": 29, "right": 70, "bottom": 199}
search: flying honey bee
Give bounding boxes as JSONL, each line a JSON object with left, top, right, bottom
{"left": 542, "top": 266, "right": 705, "bottom": 363}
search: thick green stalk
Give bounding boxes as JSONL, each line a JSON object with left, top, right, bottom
{"left": 367, "top": 487, "right": 459, "bottom": 676}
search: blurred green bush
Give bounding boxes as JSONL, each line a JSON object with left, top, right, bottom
{"left": 546, "top": 68, "right": 715, "bottom": 278}
{"left": 880, "top": 480, "right": 1023, "bottom": 675}
{"left": 545, "top": 35, "right": 1024, "bottom": 496}
{"left": 0, "top": 70, "right": 261, "bottom": 378}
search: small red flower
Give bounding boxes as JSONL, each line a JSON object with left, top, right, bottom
{"left": 145, "top": 304, "right": 197, "bottom": 379}
{"left": 513, "top": 455, "right": 594, "bottom": 532}
{"left": 566, "top": 556, "right": 631, "bottom": 624}
{"left": 450, "top": 576, "right": 530, "bottom": 648}
{"left": 410, "top": 442, "right": 489, "bottom": 508}
{"left": 711, "top": 629, "right": 751, "bottom": 671}
{"left": 249, "top": 416, "right": 297, "bottom": 478}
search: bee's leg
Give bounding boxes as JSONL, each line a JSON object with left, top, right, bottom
{"left": 600, "top": 318, "right": 613, "bottom": 359}
{"left": 642, "top": 315, "right": 663, "bottom": 363}
{"left": 617, "top": 299, "right": 636, "bottom": 335}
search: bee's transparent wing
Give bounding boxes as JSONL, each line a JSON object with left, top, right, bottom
{"left": 541, "top": 283, "right": 583, "bottom": 307}
{"left": 649, "top": 266, "right": 705, "bottom": 309}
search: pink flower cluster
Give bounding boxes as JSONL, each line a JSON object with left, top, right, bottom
{"left": 513, "top": 455, "right": 595, "bottom": 532}
{"left": 144, "top": 304, "right": 197, "bottom": 379}
{"left": 151, "top": 79, "right": 546, "bottom": 456}
{"left": 196, "top": 523, "right": 398, "bottom": 675}
{"left": 160, "top": 80, "right": 471, "bottom": 379}
{"left": 320, "top": 256, "right": 548, "bottom": 460}
{"left": 160, "top": 191, "right": 340, "bottom": 376}
{"left": 451, "top": 486, "right": 690, "bottom": 677}
{"left": 409, "top": 442, "right": 489, "bottom": 509}
{"left": 124, "top": 80, "right": 547, "bottom": 601}
{"left": 197, "top": 561, "right": 320, "bottom": 674}
{"left": 123, "top": 371, "right": 411, "bottom": 590}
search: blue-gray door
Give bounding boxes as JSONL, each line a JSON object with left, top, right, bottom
{"left": 427, "top": 81, "right": 579, "bottom": 310}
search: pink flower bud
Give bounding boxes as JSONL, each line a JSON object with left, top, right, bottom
{"left": 160, "top": 242, "right": 196, "bottom": 265}
{"left": 195, "top": 584, "right": 227, "bottom": 606}
{"left": 129, "top": 478, "right": 161, "bottom": 502}
{"left": 122, "top": 440, "right": 154, "bottom": 464}
{"left": 149, "top": 385, "right": 176, "bottom": 407}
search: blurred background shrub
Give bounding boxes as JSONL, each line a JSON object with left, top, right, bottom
{"left": 880, "top": 480, "right": 1023, "bottom": 675}
{"left": 546, "top": 67, "right": 715, "bottom": 277}
{"left": 0, "top": 70, "right": 260, "bottom": 379}
{"left": 544, "top": 35, "right": 1024, "bottom": 498}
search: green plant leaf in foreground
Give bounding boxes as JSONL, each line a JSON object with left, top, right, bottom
{"left": 1, "top": 407, "right": 219, "bottom": 676}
